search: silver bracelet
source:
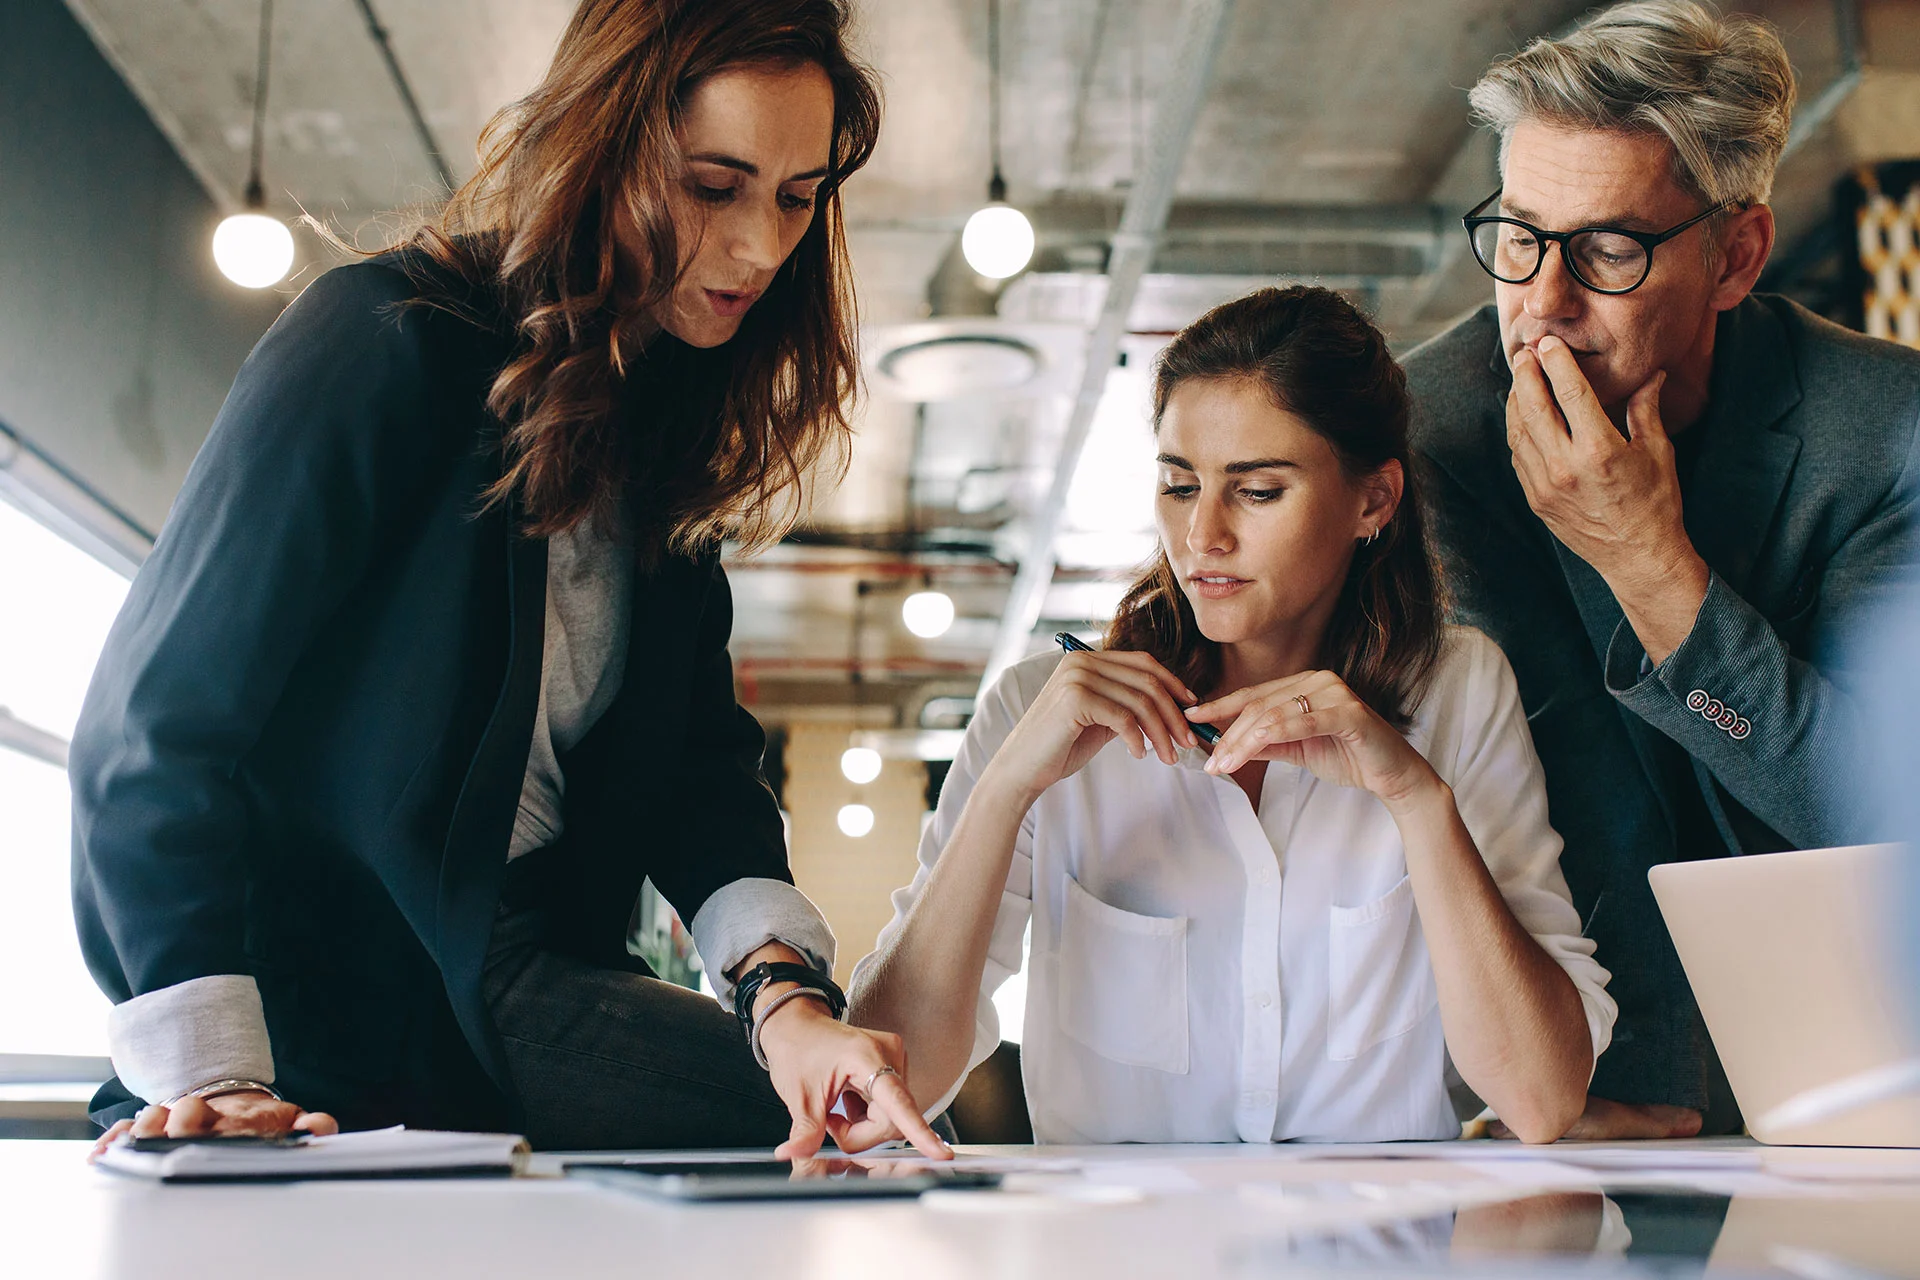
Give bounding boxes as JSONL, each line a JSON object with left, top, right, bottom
{"left": 162, "top": 1077, "right": 281, "bottom": 1108}
{"left": 749, "top": 986, "right": 838, "bottom": 1070}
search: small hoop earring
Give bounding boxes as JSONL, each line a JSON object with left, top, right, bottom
{"left": 1363, "top": 527, "right": 1380, "bottom": 547}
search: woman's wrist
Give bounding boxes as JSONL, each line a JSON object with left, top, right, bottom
{"left": 755, "top": 988, "right": 839, "bottom": 1055}
{"left": 1377, "top": 767, "right": 1452, "bottom": 822}
{"left": 974, "top": 758, "right": 1045, "bottom": 815}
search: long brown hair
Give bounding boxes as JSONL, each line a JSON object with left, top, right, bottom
{"left": 1105, "top": 286, "right": 1445, "bottom": 727}
{"left": 405, "top": 0, "right": 881, "bottom": 556}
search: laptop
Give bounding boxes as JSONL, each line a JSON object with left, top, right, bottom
{"left": 1649, "top": 842, "right": 1920, "bottom": 1147}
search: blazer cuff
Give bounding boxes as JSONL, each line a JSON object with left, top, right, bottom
{"left": 1604, "top": 571, "right": 1757, "bottom": 739}
{"left": 107, "top": 974, "right": 275, "bottom": 1105}
{"left": 689, "top": 877, "right": 837, "bottom": 1009}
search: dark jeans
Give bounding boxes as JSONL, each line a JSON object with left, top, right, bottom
{"left": 481, "top": 902, "right": 790, "bottom": 1151}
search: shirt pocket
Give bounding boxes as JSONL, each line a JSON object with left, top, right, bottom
{"left": 1057, "top": 875, "right": 1191, "bottom": 1075}
{"left": 1326, "top": 874, "right": 1438, "bottom": 1062}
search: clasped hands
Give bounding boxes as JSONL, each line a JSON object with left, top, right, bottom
{"left": 986, "top": 649, "right": 1444, "bottom": 815}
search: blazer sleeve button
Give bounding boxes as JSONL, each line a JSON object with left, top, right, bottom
{"left": 1704, "top": 698, "right": 1724, "bottom": 721}
{"left": 1687, "top": 689, "right": 1710, "bottom": 712}
{"left": 1717, "top": 707, "right": 1739, "bottom": 731}
{"left": 1731, "top": 716, "right": 1752, "bottom": 741}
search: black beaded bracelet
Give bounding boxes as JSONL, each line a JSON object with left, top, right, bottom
{"left": 732, "top": 961, "right": 847, "bottom": 1034}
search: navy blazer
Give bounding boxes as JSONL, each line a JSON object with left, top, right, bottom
{"left": 1407, "top": 296, "right": 1920, "bottom": 1109}
{"left": 69, "top": 259, "right": 792, "bottom": 1129}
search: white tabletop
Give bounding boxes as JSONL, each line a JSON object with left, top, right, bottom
{"left": 8, "top": 1138, "right": 1920, "bottom": 1279}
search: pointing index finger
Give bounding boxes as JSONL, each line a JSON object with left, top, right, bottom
{"left": 871, "top": 1075, "right": 952, "bottom": 1160}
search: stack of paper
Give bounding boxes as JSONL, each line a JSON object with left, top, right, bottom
{"left": 95, "top": 1126, "right": 528, "bottom": 1182}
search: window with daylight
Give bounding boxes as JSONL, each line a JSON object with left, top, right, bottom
{"left": 0, "top": 494, "right": 130, "bottom": 1060}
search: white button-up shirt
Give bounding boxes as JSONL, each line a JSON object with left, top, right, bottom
{"left": 856, "top": 626, "right": 1614, "bottom": 1144}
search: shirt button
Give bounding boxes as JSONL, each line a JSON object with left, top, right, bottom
{"left": 1257, "top": 866, "right": 1274, "bottom": 884}
{"left": 1258, "top": 993, "right": 1273, "bottom": 1008}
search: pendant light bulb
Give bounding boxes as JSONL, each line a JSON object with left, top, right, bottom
{"left": 962, "top": 172, "right": 1033, "bottom": 280}
{"left": 964, "top": 0, "right": 1031, "bottom": 281}
{"left": 840, "top": 745, "right": 883, "bottom": 785}
{"left": 214, "top": 186, "right": 294, "bottom": 289}
{"left": 902, "top": 589, "right": 956, "bottom": 639}
{"left": 215, "top": 0, "right": 292, "bottom": 289}
{"left": 837, "top": 803, "right": 876, "bottom": 839}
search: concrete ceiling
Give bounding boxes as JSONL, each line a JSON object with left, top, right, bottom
{"left": 57, "top": 0, "right": 1920, "bottom": 729}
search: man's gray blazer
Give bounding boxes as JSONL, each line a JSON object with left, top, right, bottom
{"left": 1406, "top": 295, "right": 1920, "bottom": 1109}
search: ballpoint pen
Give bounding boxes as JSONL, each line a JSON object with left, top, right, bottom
{"left": 1052, "top": 631, "right": 1220, "bottom": 745}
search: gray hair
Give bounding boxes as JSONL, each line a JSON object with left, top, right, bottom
{"left": 1468, "top": 0, "right": 1795, "bottom": 208}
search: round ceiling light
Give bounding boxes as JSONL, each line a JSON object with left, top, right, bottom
{"left": 878, "top": 335, "right": 1040, "bottom": 400}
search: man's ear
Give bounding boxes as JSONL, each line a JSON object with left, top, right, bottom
{"left": 1360, "top": 459, "right": 1405, "bottom": 534}
{"left": 1709, "top": 203, "right": 1774, "bottom": 312}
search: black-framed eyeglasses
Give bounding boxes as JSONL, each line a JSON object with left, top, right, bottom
{"left": 1462, "top": 188, "right": 1731, "bottom": 295}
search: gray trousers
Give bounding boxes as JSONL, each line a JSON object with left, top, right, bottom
{"left": 481, "top": 903, "right": 791, "bottom": 1151}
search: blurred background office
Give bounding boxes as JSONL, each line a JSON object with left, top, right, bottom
{"left": 1, "top": 0, "right": 1914, "bottom": 1135}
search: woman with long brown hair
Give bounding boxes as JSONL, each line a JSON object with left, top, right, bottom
{"left": 852, "top": 286, "right": 1614, "bottom": 1144}
{"left": 74, "top": 0, "right": 946, "bottom": 1158}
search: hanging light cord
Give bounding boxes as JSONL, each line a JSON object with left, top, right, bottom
{"left": 243, "top": 0, "right": 273, "bottom": 208}
{"left": 988, "top": 0, "right": 1006, "bottom": 202}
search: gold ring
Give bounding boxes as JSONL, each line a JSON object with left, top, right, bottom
{"left": 862, "top": 1065, "right": 900, "bottom": 1097}
{"left": 1294, "top": 695, "right": 1311, "bottom": 716}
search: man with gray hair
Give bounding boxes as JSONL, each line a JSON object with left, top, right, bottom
{"left": 1408, "top": 0, "right": 1920, "bottom": 1138}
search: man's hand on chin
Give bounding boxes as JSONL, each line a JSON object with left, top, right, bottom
{"left": 1506, "top": 337, "right": 1710, "bottom": 665}
{"left": 1488, "top": 1095, "right": 1704, "bottom": 1142}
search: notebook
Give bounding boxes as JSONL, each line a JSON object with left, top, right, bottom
{"left": 94, "top": 1126, "right": 530, "bottom": 1182}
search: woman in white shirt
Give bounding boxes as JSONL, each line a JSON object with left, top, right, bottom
{"left": 850, "top": 285, "right": 1614, "bottom": 1145}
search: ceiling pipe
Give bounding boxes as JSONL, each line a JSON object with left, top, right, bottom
{"left": 349, "top": 0, "right": 455, "bottom": 192}
{"left": 978, "top": 0, "right": 1238, "bottom": 695}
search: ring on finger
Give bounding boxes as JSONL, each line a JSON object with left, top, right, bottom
{"left": 862, "top": 1065, "right": 899, "bottom": 1097}
{"left": 1294, "top": 694, "right": 1311, "bottom": 716}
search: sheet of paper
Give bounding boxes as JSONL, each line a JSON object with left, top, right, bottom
{"left": 96, "top": 1126, "right": 528, "bottom": 1181}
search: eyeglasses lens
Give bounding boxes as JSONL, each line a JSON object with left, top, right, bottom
{"left": 1471, "top": 220, "right": 1535, "bottom": 282}
{"left": 1470, "top": 220, "right": 1650, "bottom": 292}
{"left": 1567, "top": 230, "right": 1648, "bottom": 291}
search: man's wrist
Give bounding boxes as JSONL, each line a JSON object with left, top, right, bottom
{"left": 1604, "top": 540, "right": 1710, "bottom": 667}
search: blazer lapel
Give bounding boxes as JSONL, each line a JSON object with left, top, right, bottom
{"left": 1678, "top": 297, "right": 1805, "bottom": 597}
